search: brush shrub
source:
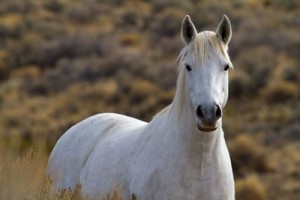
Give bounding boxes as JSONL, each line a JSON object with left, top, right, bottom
{"left": 262, "top": 81, "right": 298, "bottom": 103}
{"left": 235, "top": 175, "right": 267, "bottom": 200}
{"left": 229, "top": 135, "right": 271, "bottom": 176}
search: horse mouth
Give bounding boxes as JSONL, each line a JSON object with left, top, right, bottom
{"left": 197, "top": 124, "right": 217, "bottom": 132}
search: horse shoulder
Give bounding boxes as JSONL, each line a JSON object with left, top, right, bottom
{"left": 76, "top": 113, "right": 147, "bottom": 197}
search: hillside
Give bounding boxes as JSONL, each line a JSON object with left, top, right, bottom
{"left": 0, "top": 0, "right": 299, "bottom": 199}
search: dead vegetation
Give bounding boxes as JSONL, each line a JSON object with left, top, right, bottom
{"left": 0, "top": 0, "right": 299, "bottom": 199}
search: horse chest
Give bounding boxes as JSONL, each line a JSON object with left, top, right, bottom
{"left": 133, "top": 151, "right": 233, "bottom": 200}
{"left": 135, "top": 169, "right": 230, "bottom": 200}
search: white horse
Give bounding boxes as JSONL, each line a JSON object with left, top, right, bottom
{"left": 48, "top": 15, "right": 235, "bottom": 200}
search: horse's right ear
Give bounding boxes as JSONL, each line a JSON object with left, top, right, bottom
{"left": 181, "top": 15, "right": 197, "bottom": 45}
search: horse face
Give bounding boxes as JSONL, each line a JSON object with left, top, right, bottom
{"left": 181, "top": 15, "right": 232, "bottom": 132}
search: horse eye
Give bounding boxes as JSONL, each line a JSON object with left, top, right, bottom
{"left": 186, "top": 64, "right": 192, "bottom": 71}
{"left": 224, "top": 64, "right": 229, "bottom": 71}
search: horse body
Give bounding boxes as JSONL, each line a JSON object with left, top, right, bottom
{"left": 49, "top": 111, "right": 233, "bottom": 199}
{"left": 48, "top": 15, "right": 235, "bottom": 200}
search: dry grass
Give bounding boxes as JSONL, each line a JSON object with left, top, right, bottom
{"left": 0, "top": 149, "right": 127, "bottom": 200}
{"left": 229, "top": 134, "right": 272, "bottom": 177}
{"left": 235, "top": 175, "right": 267, "bottom": 200}
{"left": 262, "top": 81, "right": 299, "bottom": 103}
{"left": 0, "top": 149, "right": 48, "bottom": 200}
{"left": 0, "top": 0, "right": 299, "bottom": 199}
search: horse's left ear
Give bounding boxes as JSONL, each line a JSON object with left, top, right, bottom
{"left": 216, "top": 15, "right": 232, "bottom": 46}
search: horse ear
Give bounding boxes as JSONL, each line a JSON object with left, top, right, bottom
{"left": 181, "top": 15, "right": 197, "bottom": 45}
{"left": 216, "top": 15, "right": 232, "bottom": 46}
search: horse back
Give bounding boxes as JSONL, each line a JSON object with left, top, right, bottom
{"left": 47, "top": 113, "right": 146, "bottom": 191}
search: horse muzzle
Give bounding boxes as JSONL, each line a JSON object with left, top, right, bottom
{"left": 196, "top": 103, "right": 221, "bottom": 132}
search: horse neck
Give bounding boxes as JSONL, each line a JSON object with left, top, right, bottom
{"left": 172, "top": 96, "right": 223, "bottom": 158}
{"left": 149, "top": 80, "right": 224, "bottom": 165}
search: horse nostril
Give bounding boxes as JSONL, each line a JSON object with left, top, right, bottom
{"left": 215, "top": 105, "right": 222, "bottom": 119}
{"left": 196, "top": 105, "right": 203, "bottom": 118}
